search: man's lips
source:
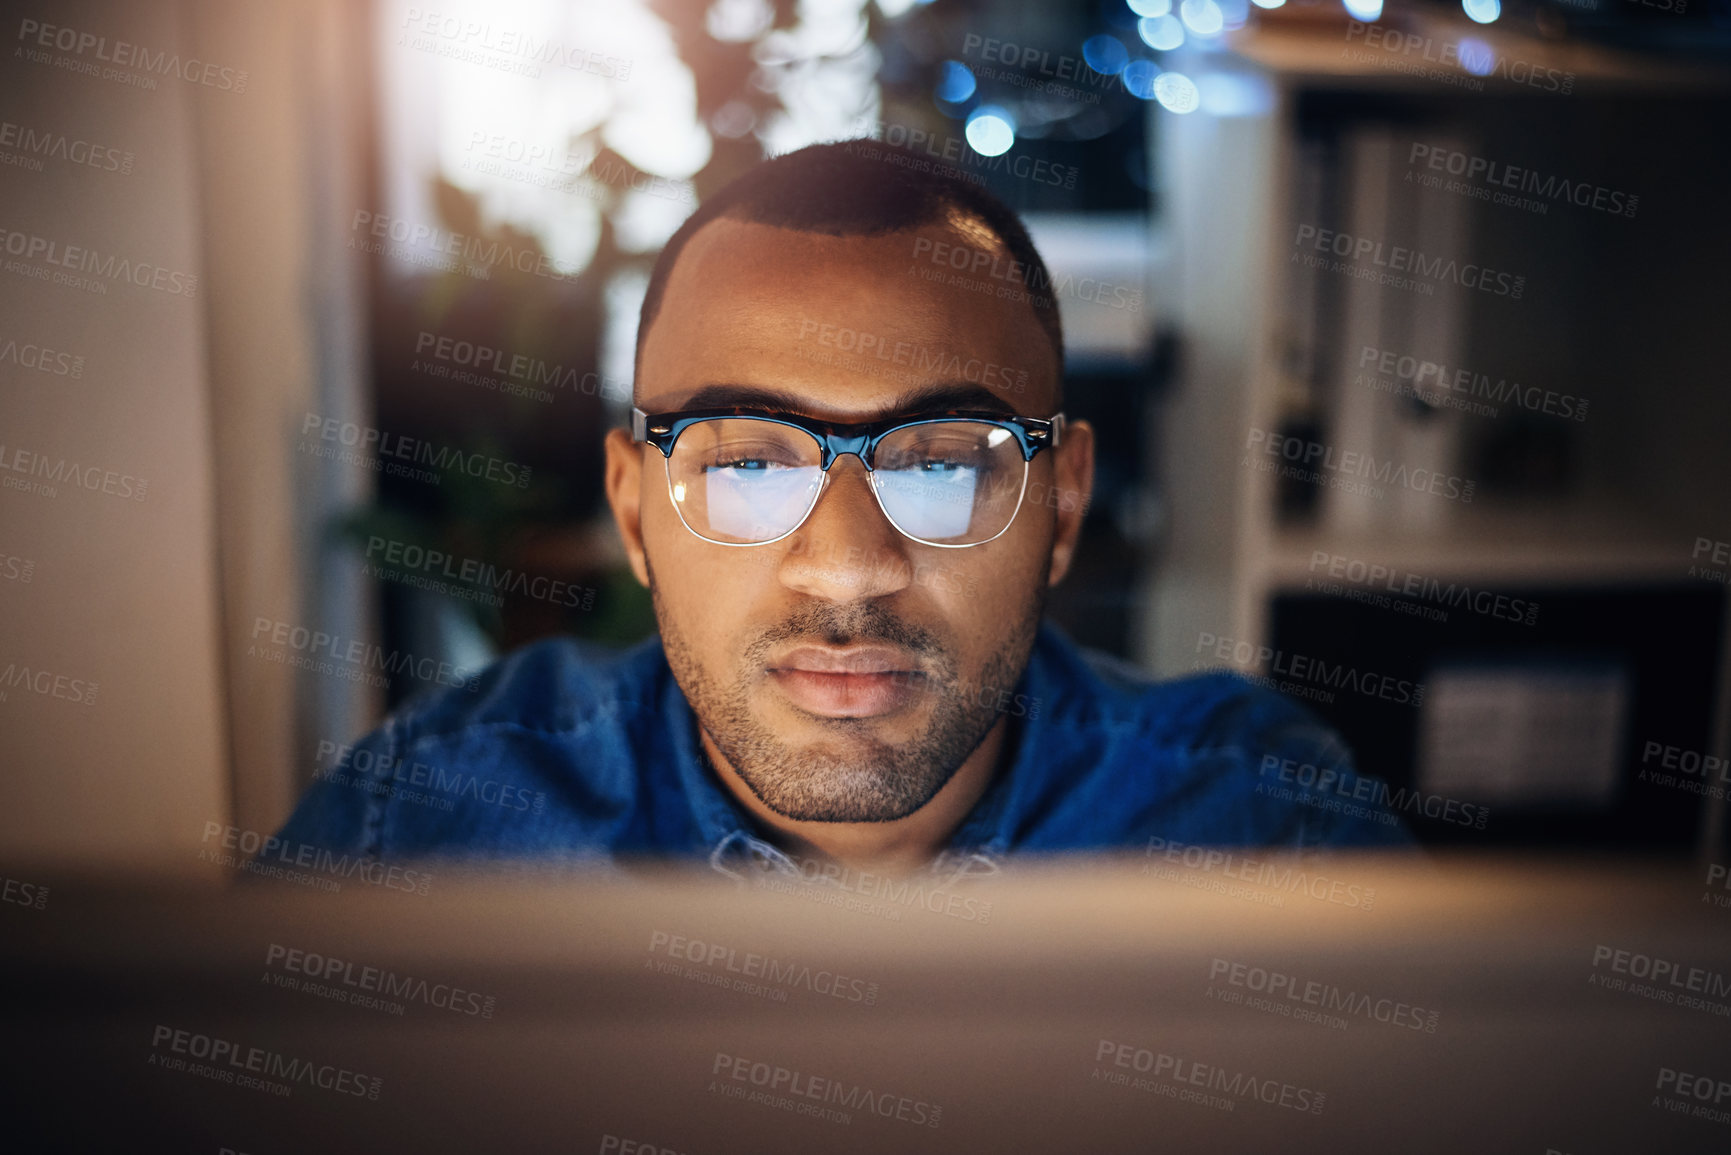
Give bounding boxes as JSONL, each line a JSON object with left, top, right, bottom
{"left": 766, "top": 645, "right": 929, "bottom": 718}
{"left": 771, "top": 645, "right": 922, "bottom": 676}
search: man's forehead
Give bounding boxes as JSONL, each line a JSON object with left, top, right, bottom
{"left": 638, "top": 215, "right": 1059, "bottom": 417}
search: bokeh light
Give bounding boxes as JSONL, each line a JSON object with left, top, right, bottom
{"left": 1139, "top": 14, "right": 1186, "bottom": 51}
{"left": 935, "top": 60, "right": 977, "bottom": 103}
{"left": 1153, "top": 70, "right": 1200, "bottom": 113}
{"left": 1179, "top": 0, "right": 1225, "bottom": 36}
{"left": 1083, "top": 35, "right": 1131, "bottom": 75}
{"left": 1122, "top": 59, "right": 1161, "bottom": 99}
{"left": 1460, "top": 37, "right": 1497, "bottom": 76}
{"left": 964, "top": 105, "right": 1016, "bottom": 156}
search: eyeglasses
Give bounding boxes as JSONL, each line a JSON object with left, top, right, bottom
{"left": 632, "top": 405, "right": 1065, "bottom": 548}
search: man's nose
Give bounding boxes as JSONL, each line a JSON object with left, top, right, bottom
{"left": 777, "top": 455, "right": 915, "bottom": 602}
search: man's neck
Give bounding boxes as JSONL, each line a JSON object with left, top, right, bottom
{"left": 699, "top": 719, "right": 1008, "bottom": 877}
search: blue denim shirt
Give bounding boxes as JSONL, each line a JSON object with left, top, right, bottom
{"left": 275, "top": 621, "right": 1411, "bottom": 881}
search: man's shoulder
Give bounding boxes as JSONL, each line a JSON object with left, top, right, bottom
{"left": 1033, "top": 624, "right": 1326, "bottom": 753}
{"left": 1021, "top": 625, "right": 1408, "bottom": 850}
{"left": 392, "top": 632, "right": 669, "bottom": 744}
{"left": 273, "top": 633, "right": 688, "bottom": 862}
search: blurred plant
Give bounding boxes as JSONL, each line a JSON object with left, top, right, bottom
{"left": 343, "top": 0, "right": 829, "bottom": 651}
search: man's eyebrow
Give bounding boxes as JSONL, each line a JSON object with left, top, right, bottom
{"left": 656, "top": 381, "right": 1024, "bottom": 420}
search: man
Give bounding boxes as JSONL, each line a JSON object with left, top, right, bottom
{"left": 277, "top": 141, "right": 1408, "bottom": 880}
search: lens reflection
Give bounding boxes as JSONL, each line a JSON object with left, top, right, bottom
{"left": 666, "top": 417, "right": 1028, "bottom": 546}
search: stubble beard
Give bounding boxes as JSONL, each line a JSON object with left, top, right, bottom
{"left": 653, "top": 575, "right": 1042, "bottom": 824}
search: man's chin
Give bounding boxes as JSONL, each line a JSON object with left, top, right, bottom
{"left": 722, "top": 728, "right": 953, "bottom": 824}
{"left": 743, "top": 776, "right": 938, "bottom": 826}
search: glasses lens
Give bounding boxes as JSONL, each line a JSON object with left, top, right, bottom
{"left": 667, "top": 418, "right": 824, "bottom": 543}
{"left": 871, "top": 421, "right": 1026, "bottom": 545}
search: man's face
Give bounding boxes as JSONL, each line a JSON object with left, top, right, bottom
{"left": 605, "top": 214, "right": 1093, "bottom": 824}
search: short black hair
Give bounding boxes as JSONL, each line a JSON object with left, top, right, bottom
{"left": 635, "top": 139, "right": 1064, "bottom": 380}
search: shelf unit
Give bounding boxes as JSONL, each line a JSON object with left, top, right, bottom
{"left": 1135, "top": 16, "right": 1731, "bottom": 854}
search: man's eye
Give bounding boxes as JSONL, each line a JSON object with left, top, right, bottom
{"left": 704, "top": 457, "right": 787, "bottom": 472}
{"left": 881, "top": 450, "right": 979, "bottom": 473}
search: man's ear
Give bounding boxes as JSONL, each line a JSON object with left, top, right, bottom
{"left": 604, "top": 428, "right": 651, "bottom": 588}
{"left": 1046, "top": 418, "right": 1095, "bottom": 588}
